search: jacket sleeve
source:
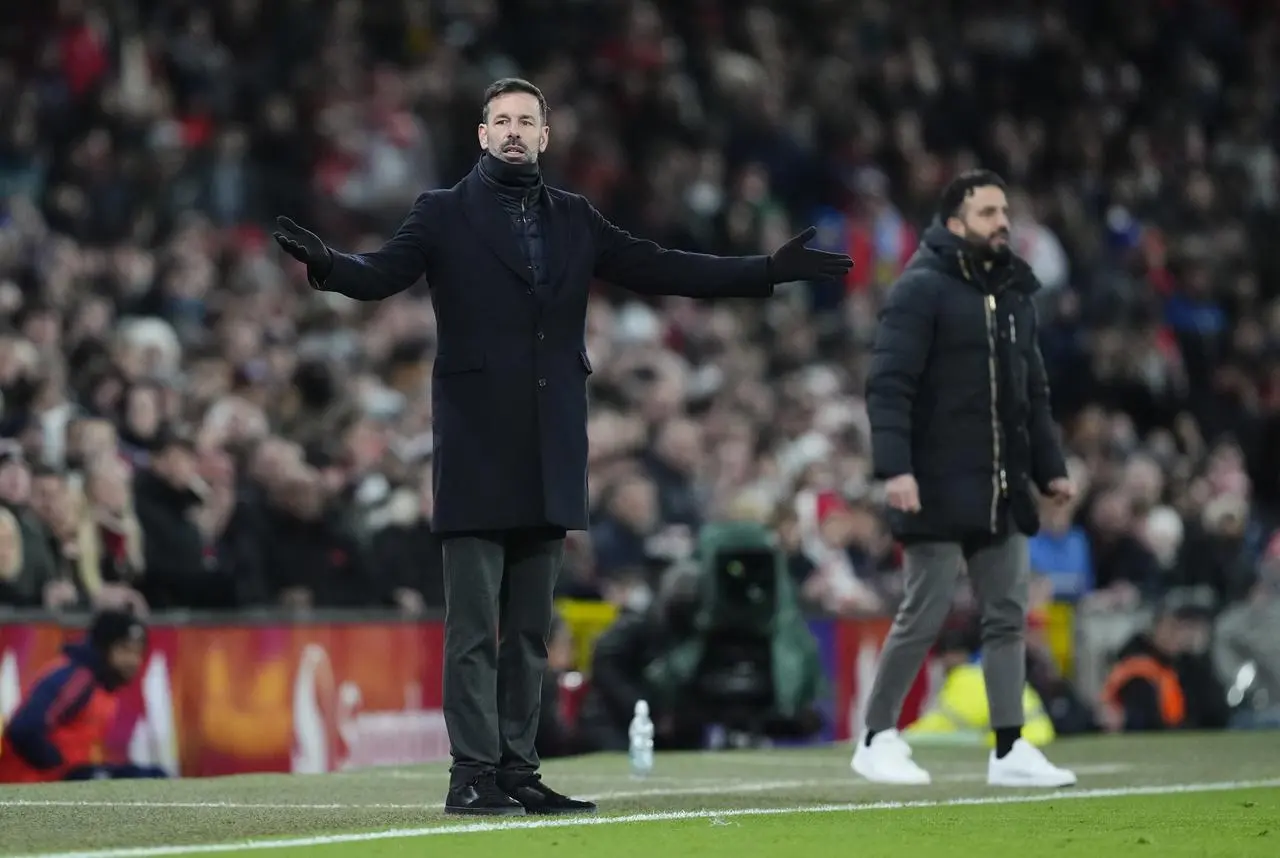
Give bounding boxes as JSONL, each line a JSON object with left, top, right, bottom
{"left": 1026, "top": 303, "right": 1068, "bottom": 490}
{"left": 316, "top": 192, "right": 438, "bottom": 301}
{"left": 4, "top": 664, "right": 95, "bottom": 770}
{"left": 866, "top": 272, "right": 936, "bottom": 479}
{"left": 589, "top": 202, "right": 773, "bottom": 299}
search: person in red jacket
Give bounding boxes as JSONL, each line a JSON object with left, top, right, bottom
{"left": 0, "top": 610, "right": 163, "bottom": 783}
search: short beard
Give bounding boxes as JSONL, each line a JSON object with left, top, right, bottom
{"left": 965, "top": 228, "right": 1010, "bottom": 263}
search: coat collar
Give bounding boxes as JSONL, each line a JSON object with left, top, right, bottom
{"left": 915, "top": 222, "right": 1039, "bottom": 296}
{"left": 458, "top": 164, "right": 569, "bottom": 297}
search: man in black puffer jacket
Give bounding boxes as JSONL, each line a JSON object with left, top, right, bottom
{"left": 853, "top": 170, "right": 1078, "bottom": 790}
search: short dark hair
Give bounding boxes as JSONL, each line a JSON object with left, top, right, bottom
{"left": 481, "top": 78, "right": 549, "bottom": 124}
{"left": 938, "top": 169, "right": 1008, "bottom": 221}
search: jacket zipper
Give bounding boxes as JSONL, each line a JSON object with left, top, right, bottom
{"left": 984, "top": 294, "right": 1005, "bottom": 533}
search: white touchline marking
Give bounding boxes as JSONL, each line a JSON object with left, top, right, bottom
{"left": 12, "top": 778, "right": 1280, "bottom": 858}
{"left": 581, "top": 780, "right": 815, "bottom": 801}
{"left": 0, "top": 764, "right": 1137, "bottom": 810}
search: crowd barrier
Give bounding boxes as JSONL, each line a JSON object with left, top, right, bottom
{"left": 0, "top": 601, "right": 1085, "bottom": 776}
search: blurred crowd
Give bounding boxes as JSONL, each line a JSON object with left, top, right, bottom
{"left": 0, "top": 0, "right": 1278, "bottom": 662}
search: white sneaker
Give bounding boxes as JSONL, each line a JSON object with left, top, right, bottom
{"left": 987, "top": 739, "right": 1077, "bottom": 788}
{"left": 851, "top": 729, "right": 932, "bottom": 785}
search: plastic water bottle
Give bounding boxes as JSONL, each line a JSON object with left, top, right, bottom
{"left": 628, "top": 699, "right": 655, "bottom": 778}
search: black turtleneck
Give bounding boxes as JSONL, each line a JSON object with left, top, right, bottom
{"left": 479, "top": 152, "right": 542, "bottom": 200}
{"left": 478, "top": 152, "right": 550, "bottom": 296}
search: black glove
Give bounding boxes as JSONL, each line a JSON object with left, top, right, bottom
{"left": 767, "top": 226, "right": 853, "bottom": 284}
{"left": 273, "top": 216, "right": 334, "bottom": 283}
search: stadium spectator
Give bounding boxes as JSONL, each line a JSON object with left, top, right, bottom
{"left": 0, "top": 442, "right": 58, "bottom": 605}
{"left": 369, "top": 464, "right": 443, "bottom": 615}
{"left": 1099, "top": 592, "right": 1229, "bottom": 733}
{"left": 1212, "top": 535, "right": 1280, "bottom": 729}
{"left": 73, "top": 452, "right": 147, "bottom": 614}
{"left": 131, "top": 429, "right": 235, "bottom": 610}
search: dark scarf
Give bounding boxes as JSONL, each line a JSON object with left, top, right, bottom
{"left": 478, "top": 152, "right": 542, "bottom": 197}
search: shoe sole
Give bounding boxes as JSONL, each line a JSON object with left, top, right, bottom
{"left": 851, "top": 757, "right": 932, "bottom": 785}
{"left": 444, "top": 805, "right": 527, "bottom": 816}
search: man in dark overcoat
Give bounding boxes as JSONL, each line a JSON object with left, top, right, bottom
{"left": 274, "top": 78, "right": 852, "bottom": 816}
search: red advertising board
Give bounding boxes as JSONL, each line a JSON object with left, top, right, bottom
{"left": 831, "top": 617, "right": 938, "bottom": 741}
{"left": 1, "top": 613, "right": 934, "bottom": 776}
{"left": 0, "top": 620, "right": 447, "bottom": 777}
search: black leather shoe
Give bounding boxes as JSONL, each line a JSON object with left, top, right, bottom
{"left": 499, "top": 775, "right": 598, "bottom": 815}
{"left": 444, "top": 773, "right": 526, "bottom": 816}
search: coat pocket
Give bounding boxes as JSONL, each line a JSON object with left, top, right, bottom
{"left": 578, "top": 351, "right": 594, "bottom": 374}
{"left": 434, "top": 350, "right": 486, "bottom": 376}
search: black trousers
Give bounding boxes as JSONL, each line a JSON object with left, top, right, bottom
{"left": 441, "top": 527, "right": 563, "bottom": 787}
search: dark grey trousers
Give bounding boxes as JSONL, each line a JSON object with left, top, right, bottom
{"left": 441, "top": 529, "right": 563, "bottom": 787}
{"left": 864, "top": 534, "right": 1030, "bottom": 733}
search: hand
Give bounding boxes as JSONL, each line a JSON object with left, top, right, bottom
{"left": 393, "top": 587, "right": 426, "bottom": 616}
{"left": 272, "top": 216, "right": 334, "bottom": 283}
{"left": 767, "top": 226, "right": 854, "bottom": 284}
{"left": 43, "top": 579, "right": 79, "bottom": 611}
{"left": 195, "top": 484, "right": 236, "bottom": 541}
{"left": 1045, "top": 477, "right": 1075, "bottom": 504}
{"left": 93, "top": 583, "right": 149, "bottom": 617}
{"left": 884, "top": 474, "right": 921, "bottom": 513}
{"left": 1111, "top": 580, "right": 1141, "bottom": 609}
{"left": 280, "top": 586, "right": 314, "bottom": 612}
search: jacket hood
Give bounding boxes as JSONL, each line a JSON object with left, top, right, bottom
{"left": 907, "top": 221, "right": 1040, "bottom": 296}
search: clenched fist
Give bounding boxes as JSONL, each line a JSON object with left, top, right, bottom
{"left": 1044, "top": 477, "right": 1075, "bottom": 505}
{"left": 885, "top": 474, "right": 921, "bottom": 513}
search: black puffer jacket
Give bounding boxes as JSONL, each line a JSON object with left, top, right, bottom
{"left": 866, "top": 224, "right": 1067, "bottom": 542}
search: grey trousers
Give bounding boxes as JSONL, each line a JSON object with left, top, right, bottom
{"left": 441, "top": 529, "right": 563, "bottom": 787}
{"left": 864, "top": 534, "right": 1030, "bottom": 733}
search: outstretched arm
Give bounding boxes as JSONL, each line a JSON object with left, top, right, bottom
{"left": 277, "top": 193, "right": 438, "bottom": 302}
{"left": 866, "top": 273, "right": 936, "bottom": 480}
{"left": 590, "top": 205, "right": 851, "bottom": 299}
{"left": 590, "top": 203, "right": 772, "bottom": 298}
